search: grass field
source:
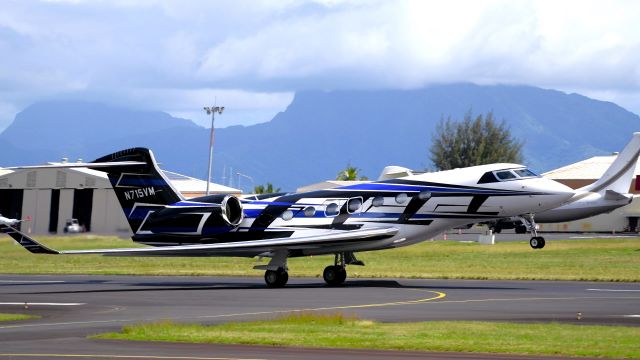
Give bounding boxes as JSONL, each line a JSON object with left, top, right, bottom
{"left": 0, "top": 235, "right": 639, "bottom": 281}
{"left": 0, "top": 313, "right": 39, "bottom": 322}
{"left": 95, "top": 313, "right": 640, "bottom": 358}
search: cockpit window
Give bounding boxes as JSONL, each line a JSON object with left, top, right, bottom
{"left": 478, "top": 171, "right": 499, "bottom": 184}
{"left": 478, "top": 168, "right": 540, "bottom": 184}
{"left": 495, "top": 170, "right": 517, "bottom": 180}
{"left": 514, "top": 168, "right": 538, "bottom": 178}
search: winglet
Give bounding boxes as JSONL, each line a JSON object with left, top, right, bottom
{"left": 580, "top": 132, "right": 640, "bottom": 193}
{"left": 0, "top": 224, "right": 59, "bottom": 254}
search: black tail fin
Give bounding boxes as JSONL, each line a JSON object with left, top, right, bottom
{"left": 1, "top": 223, "right": 58, "bottom": 254}
{"left": 90, "top": 148, "right": 183, "bottom": 233}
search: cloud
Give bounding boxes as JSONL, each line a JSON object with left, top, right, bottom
{"left": 0, "top": 0, "right": 639, "bottom": 133}
{"left": 197, "top": 0, "right": 640, "bottom": 91}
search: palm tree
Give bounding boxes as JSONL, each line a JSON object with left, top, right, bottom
{"left": 336, "top": 165, "right": 368, "bottom": 181}
{"left": 253, "top": 182, "right": 281, "bottom": 194}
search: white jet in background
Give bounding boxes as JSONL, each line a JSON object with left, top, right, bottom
{"left": 487, "top": 132, "right": 640, "bottom": 248}
{"left": 0, "top": 215, "right": 21, "bottom": 227}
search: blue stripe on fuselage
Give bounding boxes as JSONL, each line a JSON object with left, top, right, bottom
{"left": 334, "top": 182, "right": 517, "bottom": 194}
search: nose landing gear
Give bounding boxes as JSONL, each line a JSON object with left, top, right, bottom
{"left": 524, "top": 214, "right": 545, "bottom": 249}
{"left": 529, "top": 236, "right": 545, "bottom": 249}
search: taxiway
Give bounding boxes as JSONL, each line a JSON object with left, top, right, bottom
{"left": 1, "top": 275, "right": 638, "bottom": 359}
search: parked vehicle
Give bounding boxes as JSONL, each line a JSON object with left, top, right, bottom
{"left": 64, "top": 219, "right": 82, "bottom": 233}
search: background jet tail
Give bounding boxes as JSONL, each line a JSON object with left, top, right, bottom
{"left": 579, "top": 132, "right": 640, "bottom": 194}
{"left": 0, "top": 223, "right": 58, "bottom": 254}
{"left": 90, "top": 148, "right": 184, "bottom": 232}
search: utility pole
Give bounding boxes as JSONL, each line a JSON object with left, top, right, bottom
{"left": 236, "top": 172, "right": 255, "bottom": 193}
{"left": 203, "top": 105, "right": 224, "bottom": 195}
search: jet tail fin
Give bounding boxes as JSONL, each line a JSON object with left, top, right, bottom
{"left": 8, "top": 148, "right": 184, "bottom": 233}
{"left": 89, "top": 148, "right": 184, "bottom": 233}
{"left": 580, "top": 132, "right": 640, "bottom": 194}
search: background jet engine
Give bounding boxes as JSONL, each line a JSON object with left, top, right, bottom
{"left": 143, "top": 195, "right": 244, "bottom": 235}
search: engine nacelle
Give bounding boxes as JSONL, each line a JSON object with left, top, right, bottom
{"left": 143, "top": 195, "right": 244, "bottom": 235}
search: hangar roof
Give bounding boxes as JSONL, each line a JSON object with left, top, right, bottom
{"left": 0, "top": 169, "right": 13, "bottom": 177}
{"left": 162, "top": 170, "right": 241, "bottom": 195}
{"left": 543, "top": 154, "right": 640, "bottom": 180}
{"left": 0, "top": 165, "right": 240, "bottom": 195}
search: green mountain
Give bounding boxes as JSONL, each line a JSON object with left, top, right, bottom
{"left": 1, "top": 84, "right": 638, "bottom": 191}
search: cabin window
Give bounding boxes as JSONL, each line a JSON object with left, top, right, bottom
{"left": 395, "top": 193, "right": 408, "bottom": 204}
{"left": 304, "top": 206, "right": 316, "bottom": 217}
{"left": 347, "top": 198, "right": 362, "bottom": 213}
{"left": 418, "top": 190, "right": 432, "bottom": 200}
{"left": 325, "top": 203, "right": 340, "bottom": 217}
{"left": 281, "top": 210, "right": 294, "bottom": 221}
{"left": 372, "top": 196, "right": 384, "bottom": 207}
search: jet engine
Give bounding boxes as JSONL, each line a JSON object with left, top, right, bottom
{"left": 143, "top": 195, "right": 244, "bottom": 235}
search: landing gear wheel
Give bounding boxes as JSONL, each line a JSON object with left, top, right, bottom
{"left": 264, "top": 268, "right": 289, "bottom": 288}
{"left": 530, "top": 236, "right": 546, "bottom": 249}
{"left": 323, "top": 265, "right": 347, "bottom": 286}
{"left": 515, "top": 224, "right": 528, "bottom": 234}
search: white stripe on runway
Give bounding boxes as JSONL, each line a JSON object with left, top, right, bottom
{"left": 586, "top": 288, "right": 640, "bottom": 292}
{"left": 0, "top": 302, "right": 85, "bottom": 306}
{"left": 0, "top": 280, "right": 65, "bottom": 283}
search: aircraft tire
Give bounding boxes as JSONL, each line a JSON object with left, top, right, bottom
{"left": 323, "top": 265, "right": 347, "bottom": 286}
{"left": 530, "top": 236, "right": 545, "bottom": 249}
{"left": 530, "top": 237, "right": 539, "bottom": 249}
{"left": 515, "top": 225, "right": 528, "bottom": 234}
{"left": 265, "top": 268, "right": 288, "bottom": 288}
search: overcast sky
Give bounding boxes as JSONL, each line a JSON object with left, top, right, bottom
{"left": 1, "top": 0, "right": 639, "bottom": 131}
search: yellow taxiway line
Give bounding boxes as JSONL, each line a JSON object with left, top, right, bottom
{"left": 0, "top": 355, "right": 263, "bottom": 360}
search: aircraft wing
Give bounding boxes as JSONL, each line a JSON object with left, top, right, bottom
{"left": 1, "top": 224, "right": 398, "bottom": 257}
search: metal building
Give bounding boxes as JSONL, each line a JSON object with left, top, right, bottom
{"left": 0, "top": 164, "right": 241, "bottom": 235}
{"left": 541, "top": 154, "right": 640, "bottom": 232}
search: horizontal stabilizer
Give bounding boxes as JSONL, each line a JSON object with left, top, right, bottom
{"left": 604, "top": 190, "right": 632, "bottom": 201}
{"left": 0, "top": 225, "right": 58, "bottom": 254}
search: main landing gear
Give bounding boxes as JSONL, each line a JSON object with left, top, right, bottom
{"left": 264, "top": 268, "right": 288, "bottom": 288}
{"left": 257, "top": 251, "right": 365, "bottom": 287}
{"left": 522, "top": 214, "right": 545, "bottom": 249}
{"left": 255, "top": 250, "right": 290, "bottom": 288}
{"left": 323, "top": 252, "right": 364, "bottom": 286}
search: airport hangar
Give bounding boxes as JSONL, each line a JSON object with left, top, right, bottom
{"left": 0, "top": 161, "right": 240, "bottom": 235}
{"left": 1, "top": 153, "right": 640, "bottom": 235}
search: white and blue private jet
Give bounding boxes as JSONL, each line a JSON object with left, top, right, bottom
{"left": 1, "top": 148, "right": 574, "bottom": 287}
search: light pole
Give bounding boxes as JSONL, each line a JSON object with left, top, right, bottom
{"left": 236, "top": 172, "right": 254, "bottom": 193}
{"left": 203, "top": 105, "right": 224, "bottom": 195}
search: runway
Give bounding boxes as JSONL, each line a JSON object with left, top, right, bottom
{"left": 1, "top": 275, "right": 639, "bottom": 359}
